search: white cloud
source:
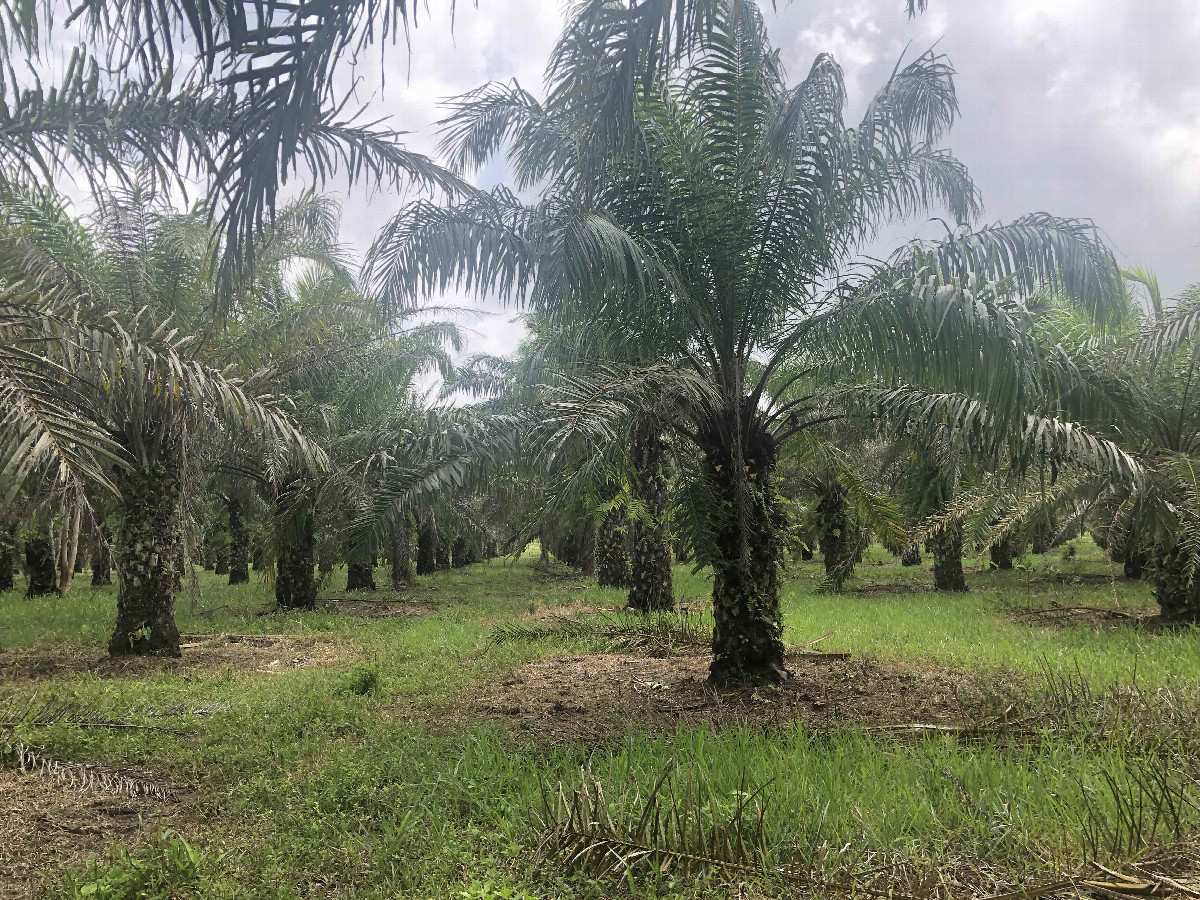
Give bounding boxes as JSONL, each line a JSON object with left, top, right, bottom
{"left": 328, "top": 0, "right": 1200, "bottom": 364}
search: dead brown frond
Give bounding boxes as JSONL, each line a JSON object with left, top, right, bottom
{"left": 2, "top": 740, "right": 174, "bottom": 800}
{"left": 489, "top": 611, "right": 714, "bottom": 656}
{"left": 537, "top": 762, "right": 776, "bottom": 883}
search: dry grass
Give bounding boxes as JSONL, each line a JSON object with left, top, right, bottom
{"left": 0, "top": 634, "right": 353, "bottom": 683}
{"left": 0, "top": 765, "right": 176, "bottom": 899}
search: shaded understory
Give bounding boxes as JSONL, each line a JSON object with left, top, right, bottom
{"left": 3, "top": 539, "right": 1200, "bottom": 899}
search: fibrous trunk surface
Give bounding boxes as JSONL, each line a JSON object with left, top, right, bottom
{"left": 451, "top": 536, "right": 470, "bottom": 568}
{"left": 989, "top": 541, "right": 1014, "bottom": 571}
{"left": 227, "top": 498, "right": 249, "bottom": 585}
{"left": 701, "top": 411, "right": 785, "bottom": 685}
{"left": 931, "top": 524, "right": 968, "bottom": 592}
{"left": 91, "top": 526, "right": 112, "bottom": 586}
{"left": 109, "top": 461, "right": 183, "bottom": 656}
{"left": 1153, "top": 542, "right": 1200, "bottom": 623}
{"left": 276, "top": 492, "right": 316, "bottom": 610}
{"left": 391, "top": 517, "right": 415, "bottom": 588}
{"left": 25, "top": 533, "right": 56, "bottom": 597}
{"left": 0, "top": 527, "right": 15, "bottom": 591}
{"left": 817, "top": 486, "right": 853, "bottom": 589}
{"left": 416, "top": 523, "right": 436, "bottom": 576}
{"left": 595, "top": 509, "right": 630, "bottom": 589}
{"left": 346, "top": 562, "right": 376, "bottom": 591}
{"left": 627, "top": 421, "right": 674, "bottom": 612}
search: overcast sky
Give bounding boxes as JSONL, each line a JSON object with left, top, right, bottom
{"left": 331, "top": 0, "right": 1200, "bottom": 360}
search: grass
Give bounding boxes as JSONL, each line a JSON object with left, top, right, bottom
{"left": 3, "top": 538, "right": 1200, "bottom": 898}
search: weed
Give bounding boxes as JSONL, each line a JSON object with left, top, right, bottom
{"left": 61, "top": 831, "right": 210, "bottom": 900}
{"left": 340, "top": 661, "right": 382, "bottom": 696}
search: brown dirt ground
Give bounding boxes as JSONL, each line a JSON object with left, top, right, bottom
{"left": 433, "top": 652, "right": 1019, "bottom": 744}
{"left": 0, "top": 767, "right": 173, "bottom": 899}
{"left": 0, "top": 634, "right": 352, "bottom": 683}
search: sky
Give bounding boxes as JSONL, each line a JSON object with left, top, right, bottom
{"left": 327, "top": 0, "right": 1200, "bottom": 360}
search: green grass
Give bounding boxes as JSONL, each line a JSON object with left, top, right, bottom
{"left": 3, "top": 539, "right": 1200, "bottom": 898}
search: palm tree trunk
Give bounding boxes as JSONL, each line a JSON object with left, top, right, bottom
{"left": 214, "top": 545, "right": 229, "bottom": 575}
{"left": 24, "top": 525, "right": 56, "bottom": 597}
{"left": 227, "top": 498, "right": 249, "bottom": 585}
{"left": 347, "top": 562, "right": 376, "bottom": 591}
{"left": 988, "top": 539, "right": 1015, "bottom": 571}
{"left": 627, "top": 420, "right": 674, "bottom": 612}
{"left": 56, "top": 504, "right": 82, "bottom": 595}
{"left": 595, "top": 508, "right": 630, "bottom": 589}
{"left": 109, "top": 460, "right": 183, "bottom": 655}
{"left": 702, "top": 416, "right": 786, "bottom": 685}
{"left": 275, "top": 493, "right": 316, "bottom": 610}
{"left": 435, "top": 540, "right": 451, "bottom": 571}
{"left": 674, "top": 535, "right": 691, "bottom": 564}
{"left": 577, "top": 519, "right": 596, "bottom": 576}
{"left": 1153, "top": 542, "right": 1200, "bottom": 622}
{"left": 451, "top": 536, "right": 470, "bottom": 568}
{"left": 817, "top": 485, "right": 854, "bottom": 590}
{"left": 390, "top": 515, "right": 415, "bottom": 588}
{"left": 1124, "top": 551, "right": 1148, "bottom": 580}
{"left": 416, "top": 522, "right": 436, "bottom": 575}
{"left": 92, "top": 526, "right": 113, "bottom": 586}
{"left": 930, "top": 524, "right": 968, "bottom": 592}
{"left": 900, "top": 543, "right": 922, "bottom": 566}
{"left": 1030, "top": 519, "right": 1053, "bottom": 555}
{"left": 0, "top": 526, "right": 14, "bottom": 591}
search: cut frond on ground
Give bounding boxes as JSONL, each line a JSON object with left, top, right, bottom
{"left": 488, "top": 611, "right": 714, "bottom": 656}
{"left": 1, "top": 741, "right": 174, "bottom": 802}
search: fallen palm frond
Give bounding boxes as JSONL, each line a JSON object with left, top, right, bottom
{"left": 539, "top": 760, "right": 1200, "bottom": 899}
{"left": 489, "top": 611, "right": 714, "bottom": 655}
{"left": 537, "top": 762, "right": 778, "bottom": 883}
{"left": 2, "top": 739, "right": 174, "bottom": 800}
{"left": 0, "top": 694, "right": 178, "bottom": 733}
{"left": 1012, "top": 603, "right": 1142, "bottom": 624}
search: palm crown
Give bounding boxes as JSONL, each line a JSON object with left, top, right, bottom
{"left": 366, "top": 0, "right": 1123, "bottom": 683}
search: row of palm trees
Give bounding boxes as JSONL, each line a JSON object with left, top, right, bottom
{"left": 3, "top": 0, "right": 1198, "bottom": 686}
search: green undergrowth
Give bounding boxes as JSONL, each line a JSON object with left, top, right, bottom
{"left": 2, "top": 539, "right": 1199, "bottom": 898}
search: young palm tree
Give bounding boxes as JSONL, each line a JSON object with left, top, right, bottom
{"left": 0, "top": 187, "right": 323, "bottom": 653}
{"left": 367, "top": 2, "right": 1121, "bottom": 683}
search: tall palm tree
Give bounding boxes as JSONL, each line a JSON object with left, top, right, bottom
{"left": 367, "top": 2, "right": 1122, "bottom": 683}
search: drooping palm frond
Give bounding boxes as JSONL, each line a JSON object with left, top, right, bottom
{"left": 893, "top": 214, "right": 1125, "bottom": 327}
{"left": 1137, "top": 285, "right": 1200, "bottom": 363}
{"left": 859, "top": 386, "right": 1142, "bottom": 483}
{"left": 0, "top": 296, "right": 129, "bottom": 502}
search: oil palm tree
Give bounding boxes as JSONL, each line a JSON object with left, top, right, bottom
{"left": 367, "top": 2, "right": 1122, "bottom": 683}
{"left": 0, "top": 185, "right": 324, "bottom": 653}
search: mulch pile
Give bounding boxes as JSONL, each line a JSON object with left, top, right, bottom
{"left": 436, "top": 652, "right": 1018, "bottom": 744}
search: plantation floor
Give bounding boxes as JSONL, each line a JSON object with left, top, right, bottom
{"left": 3, "top": 540, "right": 1200, "bottom": 899}
{"left": 443, "top": 652, "right": 1014, "bottom": 743}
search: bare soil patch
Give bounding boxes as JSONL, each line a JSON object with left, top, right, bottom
{"left": 0, "top": 766, "right": 172, "bottom": 899}
{"left": 0, "top": 634, "right": 352, "bottom": 683}
{"left": 437, "top": 652, "right": 1016, "bottom": 744}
